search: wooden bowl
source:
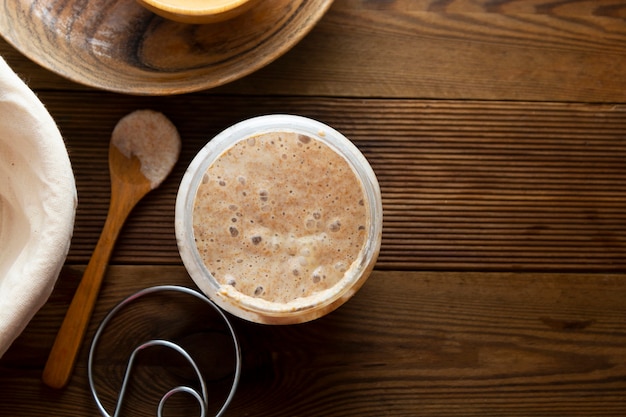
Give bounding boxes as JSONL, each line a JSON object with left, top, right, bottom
{"left": 0, "top": 0, "right": 334, "bottom": 95}
{"left": 137, "top": 0, "right": 259, "bottom": 24}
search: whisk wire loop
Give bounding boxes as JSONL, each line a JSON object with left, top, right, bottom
{"left": 88, "top": 285, "right": 241, "bottom": 417}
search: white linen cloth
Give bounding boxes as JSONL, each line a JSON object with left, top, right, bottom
{"left": 0, "top": 56, "right": 76, "bottom": 357}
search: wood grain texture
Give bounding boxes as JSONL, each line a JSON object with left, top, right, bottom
{"left": 1, "top": 266, "right": 625, "bottom": 416}
{"left": 0, "top": 1, "right": 625, "bottom": 415}
{"left": 29, "top": 92, "right": 626, "bottom": 272}
{"left": 3, "top": 0, "right": 626, "bottom": 100}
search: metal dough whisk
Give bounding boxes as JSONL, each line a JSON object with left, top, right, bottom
{"left": 87, "top": 285, "right": 241, "bottom": 417}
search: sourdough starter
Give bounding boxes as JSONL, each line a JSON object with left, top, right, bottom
{"left": 192, "top": 131, "right": 369, "bottom": 304}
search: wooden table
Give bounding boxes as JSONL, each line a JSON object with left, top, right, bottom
{"left": 1, "top": 1, "right": 626, "bottom": 415}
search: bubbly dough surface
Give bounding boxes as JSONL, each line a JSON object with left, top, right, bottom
{"left": 193, "top": 131, "right": 369, "bottom": 304}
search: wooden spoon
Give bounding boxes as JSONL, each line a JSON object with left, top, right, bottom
{"left": 42, "top": 110, "right": 181, "bottom": 389}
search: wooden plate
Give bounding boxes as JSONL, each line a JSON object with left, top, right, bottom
{"left": 0, "top": 0, "right": 334, "bottom": 95}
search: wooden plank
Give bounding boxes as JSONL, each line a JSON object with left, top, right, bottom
{"left": 1, "top": 267, "right": 625, "bottom": 416}
{"left": 2, "top": 0, "right": 626, "bottom": 100}
{"left": 32, "top": 92, "right": 626, "bottom": 272}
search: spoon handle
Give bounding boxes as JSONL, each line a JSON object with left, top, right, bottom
{"left": 42, "top": 191, "right": 136, "bottom": 389}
